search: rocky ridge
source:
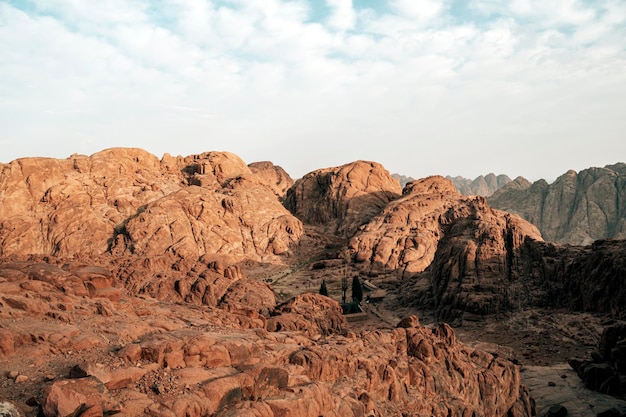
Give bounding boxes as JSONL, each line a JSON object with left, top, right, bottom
{"left": 488, "top": 163, "right": 626, "bottom": 245}
{"left": 0, "top": 150, "right": 537, "bottom": 417}
{"left": 1, "top": 148, "right": 625, "bottom": 417}
{"left": 0, "top": 148, "right": 302, "bottom": 260}
{"left": 284, "top": 161, "right": 402, "bottom": 237}
{"left": 348, "top": 175, "right": 542, "bottom": 278}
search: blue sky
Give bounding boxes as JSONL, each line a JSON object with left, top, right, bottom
{"left": 1, "top": 0, "right": 625, "bottom": 181}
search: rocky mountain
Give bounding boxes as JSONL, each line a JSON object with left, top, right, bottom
{"left": 0, "top": 255, "right": 534, "bottom": 417}
{"left": 0, "top": 149, "right": 539, "bottom": 417}
{"left": 284, "top": 160, "right": 402, "bottom": 237}
{"left": 0, "top": 148, "right": 302, "bottom": 259}
{"left": 391, "top": 173, "right": 414, "bottom": 188}
{"left": 349, "top": 176, "right": 542, "bottom": 278}
{"left": 488, "top": 163, "right": 626, "bottom": 245}
{"left": 446, "top": 173, "right": 514, "bottom": 196}
{"left": 1, "top": 148, "right": 625, "bottom": 416}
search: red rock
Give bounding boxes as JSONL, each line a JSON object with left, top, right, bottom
{"left": 0, "top": 329, "right": 15, "bottom": 356}
{"left": 284, "top": 160, "right": 402, "bottom": 236}
{"left": 41, "top": 377, "right": 119, "bottom": 417}
{"left": 267, "top": 293, "right": 347, "bottom": 337}
{"left": 248, "top": 161, "right": 294, "bottom": 198}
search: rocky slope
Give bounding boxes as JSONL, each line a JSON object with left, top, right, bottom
{"left": 2, "top": 148, "right": 626, "bottom": 416}
{"left": 398, "top": 235, "right": 626, "bottom": 322}
{"left": 349, "top": 176, "right": 542, "bottom": 278}
{"left": 447, "top": 173, "right": 514, "bottom": 196}
{"left": 0, "top": 150, "right": 539, "bottom": 417}
{"left": 0, "top": 148, "right": 302, "bottom": 260}
{"left": 0, "top": 257, "right": 534, "bottom": 417}
{"left": 488, "top": 163, "right": 626, "bottom": 245}
{"left": 284, "top": 161, "right": 402, "bottom": 237}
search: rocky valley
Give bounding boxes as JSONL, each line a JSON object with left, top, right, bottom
{"left": 1, "top": 148, "right": 625, "bottom": 417}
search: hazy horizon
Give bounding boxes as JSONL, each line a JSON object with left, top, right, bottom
{"left": 2, "top": 1, "right": 625, "bottom": 182}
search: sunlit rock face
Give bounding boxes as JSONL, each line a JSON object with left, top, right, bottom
{"left": 0, "top": 148, "right": 303, "bottom": 260}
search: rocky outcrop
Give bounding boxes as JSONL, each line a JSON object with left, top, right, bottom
{"left": 400, "top": 236, "right": 626, "bottom": 321}
{"left": 248, "top": 161, "right": 294, "bottom": 198}
{"left": 350, "top": 176, "right": 542, "bottom": 278}
{"left": 267, "top": 293, "right": 347, "bottom": 337}
{"left": 488, "top": 163, "right": 626, "bottom": 245}
{"left": 570, "top": 322, "right": 626, "bottom": 397}
{"left": 284, "top": 161, "right": 402, "bottom": 236}
{"left": 112, "top": 175, "right": 302, "bottom": 259}
{"left": 0, "top": 257, "right": 534, "bottom": 417}
{"left": 447, "top": 173, "right": 514, "bottom": 196}
{"left": 0, "top": 148, "right": 302, "bottom": 260}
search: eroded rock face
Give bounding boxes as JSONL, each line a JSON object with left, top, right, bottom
{"left": 248, "top": 161, "right": 294, "bottom": 198}
{"left": 350, "top": 176, "right": 542, "bottom": 278}
{"left": 284, "top": 160, "right": 402, "bottom": 236}
{"left": 0, "top": 257, "right": 534, "bottom": 417}
{"left": 489, "top": 163, "right": 626, "bottom": 245}
{"left": 0, "top": 148, "right": 302, "bottom": 261}
{"left": 400, "top": 234, "right": 626, "bottom": 321}
{"left": 267, "top": 293, "right": 347, "bottom": 337}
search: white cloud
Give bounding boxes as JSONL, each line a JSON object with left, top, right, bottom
{"left": 325, "top": 0, "right": 356, "bottom": 31}
{"left": 0, "top": 1, "right": 625, "bottom": 181}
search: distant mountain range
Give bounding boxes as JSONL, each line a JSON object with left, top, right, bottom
{"left": 394, "top": 173, "right": 515, "bottom": 197}
{"left": 397, "top": 164, "right": 626, "bottom": 245}
{"left": 488, "top": 163, "right": 626, "bottom": 245}
{"left": 446, "top": 173, "right": 514, "bottom": 197}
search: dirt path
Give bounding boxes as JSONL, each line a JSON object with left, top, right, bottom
{"left": 522, "top": 363, "right": 626, "bottom": 416}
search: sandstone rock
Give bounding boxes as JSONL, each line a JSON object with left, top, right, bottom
{"left": 267, "top": 293, "right": 347, "bottom": 337}
{"left": 0, "top": 254, "right": 535, "bottom": 417}
{"left": 284, "top": 160, "right": 402, "bottom": 236}
{"left": 114, "top": 177, "right": 302, "bottom": 259}
{"left": 219, "top": 279, "right": 277, "bottom": 315}
{"left": 248, "top": 161, "right": 294, "bottom": 198}
{"left": 0, "top": 148, "right": 302, "bottom": 261}
{"left": 400, "top": 232, "right": 626, "bottom": 321}
{"left": 70, "top": 362, "right": 148, "bottom": 390}
{"left": 41, "top": 377, "right": 120, "bottom": 417}
{"left": 13, "top": 375, "right": 27, "bottom": 384}
{"left": 350, "top": 176, "right": 542, "bottom": 280}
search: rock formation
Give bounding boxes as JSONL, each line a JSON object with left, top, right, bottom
{"left": 0, "top": 148, "right": 302, "bottom": 260}
{"left": 284, "top": 161, "right": 402, "bottom": 237}
{"left": 0, "top": 257, "right": 534, "bottom": 417}
{"left": 447, "top": 173, "right": 514, "bottom": 196}
{"left": 488, "top": 163, "right": 626, "bottom": 245}
{"left": 247, "top": 161, "right": 294, "bottom": 198}
{"left": 349, "top": 176, "right": 542, "bottom": 278}
{"left": 399, "top": 233, "right": 626, "bottom": 321}
{"left": 4, "top": 148, "right": 626, "bottom": 417}
{"left": 570, "top": 322, "right": 626, "bottom": 398}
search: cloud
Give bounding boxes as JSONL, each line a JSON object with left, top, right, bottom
{"left": 0, "top": 0, "right": 625, "bottom": 181}
{"left": 326, "top": 0, "right": 356, "bottom": 31}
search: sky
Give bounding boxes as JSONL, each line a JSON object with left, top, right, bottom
{"left": 1, "top": 0, "right": 625, "bottom": 182}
